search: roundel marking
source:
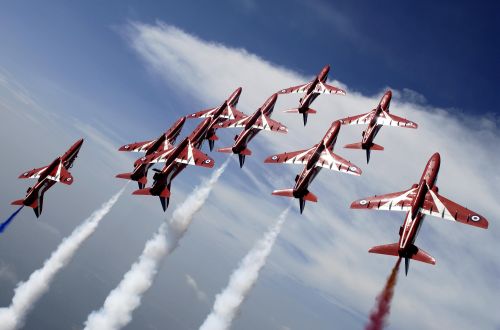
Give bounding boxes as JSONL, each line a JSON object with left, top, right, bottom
{"left": 66, "top": 178, "right": 72, "bottom": 182}
{"left": 271, "top": 155, "right": 278, "bottom": 160}
{"left": 349, "top": 166, "right": 357, "bottom": 172}
{"left": 279, "top": 126, "right": 286, "bottom": 130}
{"left": 470, "top": 215, "right": 480, "bottom": 222}
{"left": 141, "top": 157, "right": 147, "bottom": 161}
{"left": 124, "top": 145, "right": 129, "bottom": 149}
{"left": 24, "top": 172, "right": 28, "bottom": 176}
{"left": 359, "top": 200, "right": 368, "bottom": 205}
{"left": 204, "top": 159, "right": 211, "bottom": 164}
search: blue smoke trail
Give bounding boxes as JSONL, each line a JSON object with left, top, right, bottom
{"left": 0, "top": 206, "right": 24, "bottom": 233}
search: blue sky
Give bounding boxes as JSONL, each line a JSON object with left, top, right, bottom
{"left": 0, "top": 2, "right": 498, "bottom": 330}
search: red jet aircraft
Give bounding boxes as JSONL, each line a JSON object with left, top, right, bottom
{"left": 11, "top": 139, "right": 84, "bottom": 217}
{"left": 188, "top": 87, "right": 245, "bottom": 151}
{"left": 278, "top": 65, "right": 346, "bottom": 126}
{"left": 132, "top": 117, "right": 215, "bottom": 211}
{"left": 350, "top": 153, "right": 489, "bottom": 275}
{"left": 217, "top": 93, "right": 288, "bottom": 167}
{"left": 265, "top": 121, "right": 362, "bottom": 213}
{"left": 339, "top": 90, "right": 418, "bottom": 163}
{"left": 116, "top": 116, "right": 186, "bottom": 188}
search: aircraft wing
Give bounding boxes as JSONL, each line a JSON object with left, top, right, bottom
{"left": 377, "top": 111, "right": 418, "bottom": 128}
{"left": 351, "top": 187, "right": 417, "bottom": 211}
{"left": 313, "top": 82, "right": 346, "bottom": 95}
{"left": 19, "top": 166, "right": 49, "bottom": 179}
{"left": 278, "top": 82, "right": 313, "bottom": 94}
{"left": 46, "top": 162, "right": 74, "bottom": 185}
{"left": 338, "top": 110, "right": 375, "bottom": 125}
{"left": 420, "top": 189, "right": 488, "bottom": 229}
{"left": 316, "top": 149, "right": 362, "bottom": 175}
{"left": 264, "top": 147, "right": 316, "bottom": 165}
{"left": 119, "top": 140, "right": 155, "bottom": 152}
{"left": 188, "top": 105, "right": 246, "bottom": 120}
{"left": 175, "top": 142, "right": 215, "bottom": 168}
{"left": 253, "top": 115, "right": 288, "bottom": 133}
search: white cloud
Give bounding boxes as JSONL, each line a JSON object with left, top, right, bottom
{"left": 128, "top": 22, "right": 500, "bottom": 330}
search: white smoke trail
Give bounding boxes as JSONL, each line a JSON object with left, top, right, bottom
{"left": 84, "top": 160, "right": 228, "bottom": 330}
{"left": 199, "top": 207, "right": 289, "bottom": 330}
{"left": 0, "top": 189, "right": 124, "bottom": 330}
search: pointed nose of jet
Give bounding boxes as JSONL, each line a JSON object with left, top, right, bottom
{"left": 320, "top": 64, "right": 331, "bottom": 77}
{"left": 73, "top": 138, "right": 84, "bottom": 150}
{"left": 385, "top": 90, "right": 392, "bottom": 98}
{"left": 430, "top": 152, "right": 441, "bottom": 164}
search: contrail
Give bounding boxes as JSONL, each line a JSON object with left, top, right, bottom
{"left": 365, "top": 258, "right": 402, "bottom": 330}
{"left": 84, "top": 160, "right": 229, "bottom": 330}
{"left": 0, "top": 189, "right": 124, "bottom": 330}
{"left": 199, "top": 207, "right": 289, "bottom": 330}
{"left": 0, "top": 206, "right": 24, "bottom": 233}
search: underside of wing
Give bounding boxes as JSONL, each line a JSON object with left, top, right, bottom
{"left": 46, "top": 161, "right": 73, "bottom": 185}
{"left": 215, "top": 116, "right": 249, "bottom": 129}
{"left": 338, "top": 110, "right": 375, "bottom": 125}
{"left": 278, "top": 82, "right": 312, "bottom": 94}
{"left": 264, "top": 147, "right": 316, "bottom": 165}
{"left": 376, "top": 111, "right": 418, "bottom": 128}
{"left": 119, "top": 140, "right": 155, "bottom": 152}
{"left": 313, "top": 82, "right": 346, "bottom": 95}
{"left": 317, "top": 149, "right": 362, "bottom": 175}
{"left": 253, "top": 115, "right": 288, "bottom": 133}
{"left": 420, "top": 190, "right": 488, "bottom": 229}
{"left": 351, "top": 188, "right": 417, "bottom": 211}
{"left": 19, "top": 166, "right": 49, "bottom": 179}
{"left": 176, "top": 142, "right": 214, "bottom": 168}
{"left": 225, "top": 105, "right": 247, "bottom": 120}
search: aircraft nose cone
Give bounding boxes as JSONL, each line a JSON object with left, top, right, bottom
{"left": 385, "top": 90, "right": 392, "bottom": 98}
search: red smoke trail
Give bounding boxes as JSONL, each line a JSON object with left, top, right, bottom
{"left": 365, "top": 258, "right": 402, "bottom": 330}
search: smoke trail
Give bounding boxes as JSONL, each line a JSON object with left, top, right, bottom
{"left": 84, "top": 160, "right": 229, "bottom": 330}
{"left": 365, "top": 258, "right": 402, "bottom": 330}
{"left": 199, "top": 207, "right": 289, "bottom": 330}
{"left": 0, "top": 189, "right": 124, "bottom": 330}
{"left": 0, "top": 207, "right": 24, "bottom": 233}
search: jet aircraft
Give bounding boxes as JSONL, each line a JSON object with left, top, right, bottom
{"left": 188, "top": 87, "right": 245, "bottom": 151}
{"left": 265, "top": 121, "right": 361, "bottom": 213}
{"left": 116, "top": 116, "right": 186, "bottom": 188}
{"left": 339, "top": 90, "right": 418, "bottom": 163}
{"left": 133, "top": 118, "right": 215, "bottom": 211}
{"left": 350, "top": 153, "right": 489, "bottom": 275}
{"left": 217, "top": 93, "right": 288, "bottom": 167}
{"left": 11, "top": 139, "right": 84, "bottom": 217}
{"left": 278, "top": 65, "right": 346, "bottom": 126}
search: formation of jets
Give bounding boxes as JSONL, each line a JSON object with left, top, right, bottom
{"left": 7, "top": 65, "right": 489, "bottom": 275}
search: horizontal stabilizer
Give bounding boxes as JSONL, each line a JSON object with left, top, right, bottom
{"left": 369, "top": 243, "right": 436, "bottom": 265}
{"left": 344, "top": 142, "right": 384, "bottom": 150}
{"left": 272, "top": 189, "right": 294, "bottom": 198}
{"left": 116, "top": 173, "right": 132, "bottom": 180}
{"left": 240, "top": 148, "right": 252, "bottom": 156}
{"left": 283, "top": 108, "right": 317, "bottom": 114}
{"left": 369, "top": 243, "right": 400, "bottom": 256}
{"left": 11, "top": 199, "right": 25, "bottom": 206}
{"left": 217, "top": 147, "right": 234, "bottom": 154}
{"left": 303, "top": 191, "right": 318, "bottom": 202}
{"left": 133, "top": 187, "right": 170, "bottom": 198}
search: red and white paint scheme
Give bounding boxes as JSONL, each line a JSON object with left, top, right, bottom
{"left": 350, "top": 153, "right": 489, "bottom": 275}
{"left": 339, "top": 90, "right": 417, "bottom": 163}
{"left": 132, "top": 117, "right": 215, "bottom": 211}
{"left": 278, "top": 65, "right": 346, "bottom": 126}
{"left": 116, "top": 116, "right": 186, "bottom": 188}
{"left": 11, "top": 139, "right": 84, "bottom": 217}
{"left": 188, "top": 87, "right": 245, "bottom": 151}
{"left": 217, "top": 93, "right": 288, "bottom": 167}
{"left": 265, "top": 121, "right": 361, "bottom": 214}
